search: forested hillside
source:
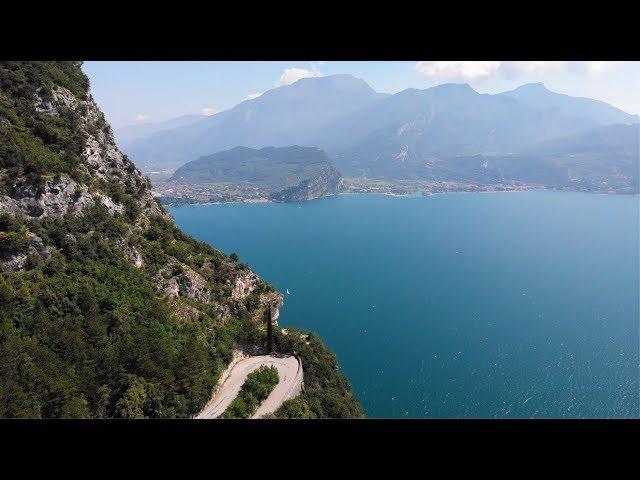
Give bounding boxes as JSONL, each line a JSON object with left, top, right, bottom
{"left": 168, "top": 145, "right": 341, "bottom": 202}
{"left": 0, "top": 62, "right": 362, "bottom": 419}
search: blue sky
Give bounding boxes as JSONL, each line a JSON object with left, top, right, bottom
{"left": 83, "top": 61, "right": 640, "bottom": 129}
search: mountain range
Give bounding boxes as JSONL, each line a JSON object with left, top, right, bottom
{"left": 121, "top": 74, "right": 638, "bottom": 194}
{"left": 125, "top": 74, "right": 387, "bottom": 171}
{"left": 415, "top": 123, "right": 638, "bottom": 192}
{"left": 114, "top": 114, "right": 204, "bottom": 154}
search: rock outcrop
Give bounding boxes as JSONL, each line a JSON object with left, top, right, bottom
{"left": 0, "top": 62, "right": 364, "bottom": 420}
{"left": 231, "top": 270, "right": 261, "bottom": 300}
{"left": 1, "top": 62, "right": 281, "bottom": 325}
{"left": 269, "top": 162, "right": 341, "bottom": 202}
{"left": 0, "top": 174, "right": 95, "bottom": 218}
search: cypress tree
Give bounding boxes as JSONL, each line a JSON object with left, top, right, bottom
{"left": 266, "top": 302, "right": 273, "bottom": 353}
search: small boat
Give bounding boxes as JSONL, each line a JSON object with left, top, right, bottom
{"left": 286, "top": 289, "right": 291, "bottom": 295}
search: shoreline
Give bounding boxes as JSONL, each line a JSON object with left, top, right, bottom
{"left": 162, "top": 188, "right": 637, "bottom": 208}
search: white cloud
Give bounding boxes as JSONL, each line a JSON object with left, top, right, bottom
{"left": 572, "top": 61, "right": 623, "bottom": 75}
{"left": 201, "top": 107, "right": 218, "bottom": 116}
{"left": 503, "top": 61, "right": 622, "bottom": 78}
{"left": 415, "top": 61, "right": 502, "bottom": 82}
{"left": 503, "top": 61, "right": 567, "bottom": 77}
{"left": 135, "top": 113, "right": 150, "bottom": 123}
{"left": 276, "top": 67, "right": 322, "bottom": 86}
{"left": 415, "top": 60, "right": 625, "bottom": 84}
{"left": 247, "top": 92, "right": 263, "bottom": 100}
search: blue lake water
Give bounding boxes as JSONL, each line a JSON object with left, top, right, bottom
{"left": 169, "top": 192, "right": 639, "bottom": 418}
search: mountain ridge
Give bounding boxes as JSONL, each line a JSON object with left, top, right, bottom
{"left": 115, "top": 114, "right": 205, "bottom": 151}
{"left": 408, "top": 123, "right": 639, "bottom": 193}
{"left": 125, "top": 74, "right": 385, "bottom": 170}
{"left": 124, "top": 75, "right": 638, "bottom": 184}
{"left": 499, "top": 82, "right": 638, "bottom": 126}
{"left": 326, "top": 81, "right": 613, "bottom": 178}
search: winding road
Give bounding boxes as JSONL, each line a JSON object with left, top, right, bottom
{"left": 195, "top": 354, "right": 303, "bottom": 419}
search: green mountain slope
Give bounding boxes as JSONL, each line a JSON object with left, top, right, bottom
{"left": 0, "top": 62, "right": 362, "bottom": 419}
{"left": 423, "top": 123, "right": 639, "bottom": 193}
{"left": 168, "top": 146, "right": 341, "bottom": 202}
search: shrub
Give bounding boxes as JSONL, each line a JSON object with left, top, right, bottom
{"left": 0, "top": 231, "right": 30, "bottom": 255}
{"left": 220, "top": 366, "right": 278, "bottom": 419}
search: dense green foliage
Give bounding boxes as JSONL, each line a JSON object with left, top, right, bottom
{"left": 0, "top": 207, "right": 265, "bottom": 418}
{"left": 0, "top": 229, "right": 30, "bottom": 257}
{"left": 0, "top": 62, "right": 93, "bottom": 185}
{"left": 0, "top": 207, "right": 362, "bottom": 418}
{"left": 0, "top": 61, "right": 364, "bottom": 419}
{"left": 1, "top": 202, "right": 361, "bottom": 418}
{"left": 270, "top": 328, "right": 364, "bottom": 419}
{"left": 220, "top": 366, "right": 278, "bottom": 418}
{"left": 171, "top": 146, "right": 335, "bottom": 186}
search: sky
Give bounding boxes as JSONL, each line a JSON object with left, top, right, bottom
{"left": 83, "top": 61, "right": 640, "bottom": 129}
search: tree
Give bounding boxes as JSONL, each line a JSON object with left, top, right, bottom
{"left": 266, "top": 302, "right": 273, "bottom": 353}
{"left": 115, "top": 377, "right": 147, "bottom": 419}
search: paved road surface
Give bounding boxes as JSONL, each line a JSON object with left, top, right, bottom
{"left": 196, "top": 354, "right": 303, "bottom": 419}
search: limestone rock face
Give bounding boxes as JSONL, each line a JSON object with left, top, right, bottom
{"left": 1, "top": 85, "right": 166, "bottom": 223}
{"left": 155, "top": 258, "right": 215, "bottom": 304}
{"left": 1, "top": 64, "right": 281, "bottom": 329}
{"left": 253, "top": 291, "right": 284, "bottom": 325}
{"left": 1, "top": 232, "right": 51, "bottom": 271}
{"left": 35, "top": 86, "right": 76, "bottom": 115}
{"left": 270, "top": 163, "right": 341, "bottom": 202}
{"left": 270, "top": 293, "right": 284, "bottom": 323}
{"left": 177, "top": 266, "right": 214, "bottom": 303}
{"left": 158, "top": 276, "right": 180, "bottom": 299}
{"left": 231, "top": 270, "right": 261, "bottom": 300}
{"left": 115, "top": 239, "right": 144, "bottom": 268}
{"left": 1, "top": 251, "right": 28, "bottom": 271}
{"left": 0, "top": 174, "right": 96, "bottom": 219}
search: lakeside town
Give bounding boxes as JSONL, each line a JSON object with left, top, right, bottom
{"left": 151, "top": 177, "right": 552, "bottom": 205}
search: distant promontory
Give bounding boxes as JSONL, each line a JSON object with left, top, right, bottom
{"left": 157, "top": 146, "right": 342, "bottom": 204}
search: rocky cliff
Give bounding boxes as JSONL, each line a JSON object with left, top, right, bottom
{"left": 269, "top": 162, "right": 341, "bottom": 202}
{"left": 0, "top": 62, "right": 280, "bottom": 317}
{"left": 0, "top": 62, "right": 363, "bottom": 419}
{"left": 0, "top": 62, "right": 286, "bottom": 418}
{"left": 0, "top": 62, "right": 361, "bottom": 419}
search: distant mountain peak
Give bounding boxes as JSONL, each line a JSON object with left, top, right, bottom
{"left": 434, "top": 82, "right": 474, "bottom": 89}
{"left": 286, "top": 73, "right": 376, "bottom": 92}
{"left": 126, "top": 72, "right": 385, "bottom": 169}
{"left": 426, "top": 83, "right": 478, "bottom": 95}
{"left": 295, "top": 73, "right": 362, "bottom": 83}
{"left": 513, "top": 82, "right": 549, "bottom": 91}
{"left": 499, "top": 82, "right": 636, "bottom": 125}
{"left": 395, "top": 83, "right": 478, "bottom": 99}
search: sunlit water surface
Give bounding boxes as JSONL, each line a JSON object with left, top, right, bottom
{"left": 169, "top": 192, "right": 639, "bottom": 418}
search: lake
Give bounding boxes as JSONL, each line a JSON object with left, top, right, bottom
{"left": 169, "top": 192, "right": 639, "bottom": 418}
